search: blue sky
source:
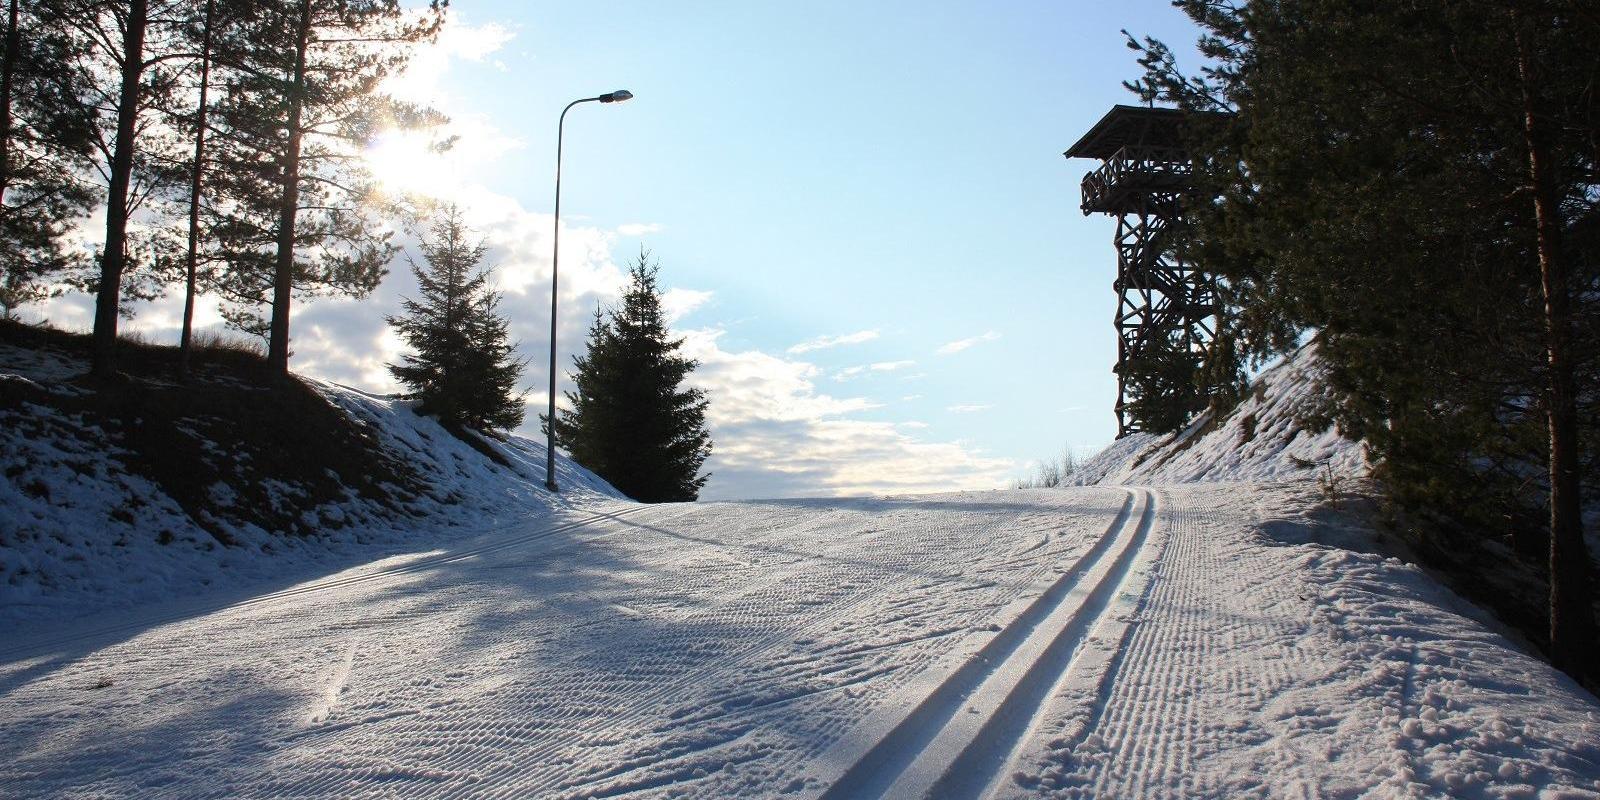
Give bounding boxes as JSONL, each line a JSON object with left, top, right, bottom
{"left": 42, "top": 1, "right": 1209, "bottom": 499}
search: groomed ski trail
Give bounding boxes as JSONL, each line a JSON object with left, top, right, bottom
{"left": 0, "top": 488, "right": 1128, "bottom": 799}
{"left": 815, "top": 489, "right": 1160, "bottom": 800}
{"left": 4, "top": 483, "right": 1598, "bottom": 799}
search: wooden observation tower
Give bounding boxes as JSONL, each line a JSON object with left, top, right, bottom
{"left": 1065, "top": 105, "right": 1217, "bottom": 438}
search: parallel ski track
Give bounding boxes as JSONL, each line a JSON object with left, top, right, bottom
{"left": 4, "top": 493, "right": 1133, "bottom": 800}
{"left": 0, "top": 504, "right": 648, "bottom": 662}
{"left": 1029, "top": 490, "right": 1318, "bottom": 798}
{"left": 818, "top": 488, "right": 1157, "bottom": 800}
{"left": 515, "top": 501, "right": 1087, "bottom": 799}
{"left": 271, "top": 499, "right": 1092, "bottom": 800}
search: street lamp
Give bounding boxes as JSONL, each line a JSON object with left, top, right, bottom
{"left": 546, "top": 89, "right": 633, "bottom": 492}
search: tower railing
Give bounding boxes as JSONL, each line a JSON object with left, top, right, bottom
{"left": 1079, "top": 145, "right": 1192, "bottom": 214}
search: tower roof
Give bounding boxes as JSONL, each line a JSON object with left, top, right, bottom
{"left": 1064, "top": 105, "right": 1191, "bottom": 160}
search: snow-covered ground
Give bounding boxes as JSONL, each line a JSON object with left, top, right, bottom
{"left": 1, "top": 340, "right": 621, "bottom": 626}
{"left": 3, "top": 482, "right": 1598, "bottom": 798}
{"left": 1072, "top": 342, "right": 1368, "bottom": 487}
{"left": 6, "top": 340, "right": 1598, "bottom": 798}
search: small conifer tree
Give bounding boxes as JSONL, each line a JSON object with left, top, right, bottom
{"left": 387, "top": 207, "right": 525, "bottom": 433}
{"left": 552, "top": 250, "right": 711, "bottom": 502}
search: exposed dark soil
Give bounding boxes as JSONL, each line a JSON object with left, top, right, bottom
{"left": 0, "top": 319, "right": 428, "bottom": 542}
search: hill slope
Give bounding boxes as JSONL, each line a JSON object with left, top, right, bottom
{"left": 1074, "top": 341, "right": 1367, "bottom": 486}
{"left": 0, "top": 322, "right": 623, "bottom": 624}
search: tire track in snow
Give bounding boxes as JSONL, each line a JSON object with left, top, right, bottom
{"left": 816, "top": 488, "right": 1156, "bottom": 800}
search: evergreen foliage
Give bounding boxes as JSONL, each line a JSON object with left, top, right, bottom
{"left": 7, "top": 0, "right": 446, "bottom": 376}
{"left": 1128, "top": 0, "right": 1599, "bottom": 680}
{"left": 387, "top": 207, "right": 525, "bottom": 434}
{"left": 0, "top": 0, "right": 96, "bottom": 317}
{"left": 1120, "top": 329, "right": 1207, "bottom": 435}
{"left": 205, "top": 0, "right": 444, "bottom": 377}
{"left": 552, "top": 251, "right": 711, "bottom": 502}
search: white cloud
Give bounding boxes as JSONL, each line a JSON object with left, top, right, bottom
{"left": 834, "top": 359, "right": 914, "bottom": 383}
{"left": 662, "top": 288, "right": 713, "bottom": 325}
{"left": 616, "top": 222, "right": 665, "bottom": 237}
{"left": 679, "top": 329, "right": 1016, "bottom": 498}
{"left": 383, "top": 16, "right": 515, "bottom": 107}
{"left": 366, "top": 15, "right": 525, "bottom": 204}
{"left": 936, "top": 330, "right": 1001, "bottom": 355}
{"left": 787, "top": 329, "right": 879, "bottom": 354}
{"left": 947, "top": 403, "right": 993, "bottom": 413}
{"left": 33, "top": 234, "right": 1017, "bottom": 501}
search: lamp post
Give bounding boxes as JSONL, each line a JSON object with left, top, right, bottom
{"left": 546, "top": 89, "right": 633, "bottom": 492}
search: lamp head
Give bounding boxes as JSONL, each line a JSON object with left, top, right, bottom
{"left": 599, "top": 90, "right": 634, "bottom": 103}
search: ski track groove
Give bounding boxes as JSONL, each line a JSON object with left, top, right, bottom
{"left": 0, "top": 489, "right": 1167, "bottom": 800}
{"left": 1012, "top": 489, "right": 1323, "bottom": 799}
{"left": 815, "top": 489, "right": 1153, "bottom": 800}
{"left": 525, "top": 501, "right": 1095, "bottom": 800}
{"left": 10, "top": 485, "right": 1599, "bottom": 798}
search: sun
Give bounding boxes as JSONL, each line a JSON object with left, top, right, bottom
{"left": 363, "top": 127, "right": 462, "bottom": 200}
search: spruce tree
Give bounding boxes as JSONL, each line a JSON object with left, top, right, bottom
{"left": 387, "top": 207, "right": 525, "bottom": 434}
{"left": 553, "top": 251, "right": 711, "bottom": 502}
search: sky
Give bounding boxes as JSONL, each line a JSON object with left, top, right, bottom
{"left": 36, "top": 1, "right": 1209, "bottom": 500}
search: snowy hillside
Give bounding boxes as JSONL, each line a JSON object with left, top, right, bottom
{"left": 1074, "top": 341, "right": 1367, "bottom": 486}
{"left": 0, "top": 334, "right": 624, "bottom": 625}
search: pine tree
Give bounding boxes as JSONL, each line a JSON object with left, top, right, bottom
{"left": 0, "top": 0, "right": 96, "bottom": 318}
{"left": 553, "top": 251, "right": 711, "bottom": 502}
{"left": 1127, "top": 0, "right": 1599, "bottom": 681}
{"left": 387, "top": 207, "right": 525, "bottom": 434}
{"left": 198, "top": 0, "right": 443, "bottom": 377}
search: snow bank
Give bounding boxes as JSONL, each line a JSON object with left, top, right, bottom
{"left": 1075, "top": 341, "right": 1367, "bottom": 486}
{"left": 0, "top": 341, "right": 625, "bottom": 625}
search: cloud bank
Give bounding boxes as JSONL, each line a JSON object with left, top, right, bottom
{"left": 23, "top": 14, "right": 1018, "bottom": 501}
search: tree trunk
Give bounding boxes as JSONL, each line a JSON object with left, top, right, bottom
{"left": 266, "top": 0, "right": 311, "bottom": 378}
{"left": 179, "top": 0, "right": 215, "bottom": 377}
{"left": 1515, "top": 11, "right": 1597, "bottom": 681}
{"left": 0, "top": 0, "right": 20, "bottom": 207}
{"left": 91, "top": 0, "right": 148, "bottom": 379}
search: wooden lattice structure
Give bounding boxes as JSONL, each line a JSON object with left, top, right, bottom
{"left": 1065, "top": 105, "right": 1217, "bottom": 438}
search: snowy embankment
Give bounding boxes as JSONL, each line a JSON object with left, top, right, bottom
{"left": 1073, "top": 340, "right": 1367, "bottom": 486}
{"left": 0, "top": 338, "right": 623, "bottom": 626}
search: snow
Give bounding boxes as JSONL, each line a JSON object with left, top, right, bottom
{"left": 5, "top": 338, "right": 1598, "bottom": 798}
{"left": 0, "top": 341, "right": 623, "bottom": 627}
{"left": 3, "top": 483, "right": 1597, "bottom": 798}
{"left": 1072, "top": 341, "right": 1369, "bottom": 487}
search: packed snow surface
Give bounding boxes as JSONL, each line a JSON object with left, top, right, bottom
{"left": 4, "top": 482, "right": 1597, "bottom": 798}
